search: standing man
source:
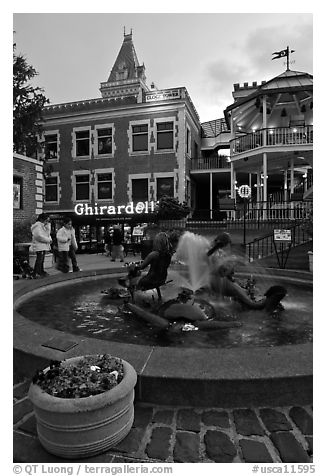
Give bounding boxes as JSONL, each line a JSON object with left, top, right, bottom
{"left": 56, "top": 217, "right": 80, "bottom": 273}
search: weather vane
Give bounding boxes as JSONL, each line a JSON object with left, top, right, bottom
{"left": 272, "top": 46, "right": 295, "bottom": 70}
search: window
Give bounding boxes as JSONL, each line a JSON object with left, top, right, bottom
{"left": 45, "top": 176, "right": 58, "bottom": 202}
{"left": 75, "top": 130, "right": 90, "bottom": 157}
{"left": 157, "top": 177, "right": 174, "bottom": 200}
{"left": 157, "top": 121, "right": 174, "bottom": 150}
{"left": 13, "top": 176, "right": 22, "bottom": 209}
{"left": 132, "top": 124, "right": 148, "bottom": 152}
{"left": 186, "top": 128, "right": 191, "bottom": 155}
{"left": 97, "top": 173, "right": 113, "bottom": 200}
{"left": 97, "top": 128, "right": 112, "bottom": 155}
{"left": 194, "top": 141, "right": 199, "bottom": 159}
{"left": 44, "top": 134, "right": 58, "bottom": 160}
{"left": 75, "top": 174, "right": 90, "bottom": 201}
{"left": 132, "top": 178, "right": 148, "bottom": 202}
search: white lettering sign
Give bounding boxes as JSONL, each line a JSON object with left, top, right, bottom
{"left": 74, "top": 201, "right": 156, "bottom": 216}
{"left": 274, "top": 229, "right": 292, "bottom": 242}
{"left": 146, "top": 89, "right": 181, "bottom": 102}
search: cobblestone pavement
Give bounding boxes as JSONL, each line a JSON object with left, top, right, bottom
{"left": 14, "top": 378, "right": 313, "bottom": 464}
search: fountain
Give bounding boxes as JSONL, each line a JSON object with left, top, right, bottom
{"left": 13, "top": 231, "right": 313, "bottom": 406}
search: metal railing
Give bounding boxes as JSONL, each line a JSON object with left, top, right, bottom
{"left": 191, "top": 156, "right": 231, "bottom": 170}
{"left": 230, "top": 125, "right": 313, "bottom": 155}
{"left": 245, "top": 221, "right": 312, "bottom": 262}
{"left": 242, "top": 200, "right": 312, "bottom": 221}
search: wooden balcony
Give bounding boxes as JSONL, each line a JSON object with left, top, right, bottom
{"left": 230, "top": 126, "right": 313, "bottom": 155}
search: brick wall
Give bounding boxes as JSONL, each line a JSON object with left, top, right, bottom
{"left": 13, "top": 153, "right": 43, "bottom": 232}
{"left": 42, "top": 102, "right": 196, "bottom": 211}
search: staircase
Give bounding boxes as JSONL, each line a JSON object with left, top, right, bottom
{"left": 245, "top": 222, "right": 312, "bottom": 266}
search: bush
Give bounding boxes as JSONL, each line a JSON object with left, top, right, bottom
{"left": 156, "top": 196, "right": 190, "bottom": 219}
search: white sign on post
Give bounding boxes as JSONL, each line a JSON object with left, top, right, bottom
{"left": 238, "top": 185, "right": 251, "bottom": 199}
{"left": 274, "top": 229, "right": 292, "bottom": 242}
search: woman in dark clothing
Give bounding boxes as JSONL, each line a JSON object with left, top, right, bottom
{"left": 121, "top": 231, "right": 179, "bottom": 300}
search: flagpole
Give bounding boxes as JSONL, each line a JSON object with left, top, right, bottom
{"left": 286, "top": 46, "right": 289, "bottom": 70}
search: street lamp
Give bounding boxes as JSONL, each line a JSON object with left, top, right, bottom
{"left": 238, "top": 185, "right": 252, "bottom": 246}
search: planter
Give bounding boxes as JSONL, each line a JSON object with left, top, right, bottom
{"left": 158, "top": 217, "right": 187, "bottom": 229}
{"left": 307, "top": 251, "right": 313, "bottom": 272}
{"left": 28, "top": 356, "right": 137, "bottom": 459}
{"left": 29, "top": 251, "right": 54, "bottom": 270}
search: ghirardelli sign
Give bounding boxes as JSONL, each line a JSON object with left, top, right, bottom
{"left": 74, "top": 201, "right": 156, "bottom": 216}
{"left": 146, "top": 89, "right": 181, "bottom": 102}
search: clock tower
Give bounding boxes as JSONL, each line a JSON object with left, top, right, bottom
{"left": 99, "top": 29, "right": 149, "bottom": 101}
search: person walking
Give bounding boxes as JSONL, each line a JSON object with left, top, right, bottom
{"left": 111, "top": 225, "right": 125, "bottom": 262}
{"left": 104, "top": 230, "right": 112, "bottom": 257}
{"left": 30, "top": 213, "right": 52, "bottom": 277}
{"left": 56, "top": 218, "right": 80, "bottom": 273}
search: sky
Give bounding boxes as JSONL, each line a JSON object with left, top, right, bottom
{"left": 12, "top": 12, "right": 313, "bottom": 123}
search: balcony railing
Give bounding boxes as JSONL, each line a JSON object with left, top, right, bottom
{"left": 191, "top": 156, "right": 231, "bottom": 170}
{"left": 230, "top": 126, "right": 313, "bottom": 155}
{"left": 188, "top": 200, "right": 312, "bottom": 225}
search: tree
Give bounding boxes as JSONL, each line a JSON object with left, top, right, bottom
{"left": 13, "top": 42, "right": 49, "bottom": 157}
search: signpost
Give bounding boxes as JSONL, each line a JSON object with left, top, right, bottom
{"left": 273, "top": 228, "right": 292, "bottom": 268}
{"left": 238, "top": 185, "right": 251, "bottom": 245}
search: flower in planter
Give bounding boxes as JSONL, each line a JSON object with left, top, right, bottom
{"left": 32, "top": 354, "right": 124, "bottom": 398}
{"left": 155, "top": 195, "right": 191, "bottom": 220}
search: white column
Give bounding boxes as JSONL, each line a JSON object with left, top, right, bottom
{"left": 248, "top": 173, "right": 252, "bottom": 188}
{"left": 262, "top": 96, "right": 267, "bottom": 146}
{"left": 284, "top": 170, "right": 288, "bottom": 201}
{"left": 263, "top": 153, "right": 268, "bottom": 202}
{"left": 290, "top": 158, "right": 295, "bottom": 195}
{"left": 230, "top": 162, "right": 235, "bottom": 199}
{"left": 209, "top": 172, "right": 213, "bottom": 220}
{"left": 290, "top": 158, "right": 295, "bottom": 218}
{"left": 256, "top": 171, "right": 260, "bottom": 202}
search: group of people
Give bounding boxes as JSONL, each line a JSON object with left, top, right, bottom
{"left": 30, "top": 214, "right": 80, "bottom": 278}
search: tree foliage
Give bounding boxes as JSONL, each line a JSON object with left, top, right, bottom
{"left": 13, "top": 42, "right": 49, "bottom": 157}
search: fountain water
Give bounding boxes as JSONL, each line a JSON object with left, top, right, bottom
{"left": 174, "top": 231, "right": 211, "bottom": 292}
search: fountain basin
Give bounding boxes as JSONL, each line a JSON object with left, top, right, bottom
{"left": 13, "top": 268, "right": 313, "bottom": 407}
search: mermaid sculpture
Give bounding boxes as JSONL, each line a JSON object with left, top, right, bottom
{"left": 122, "top": 231, "right": 287, "bottom": 331}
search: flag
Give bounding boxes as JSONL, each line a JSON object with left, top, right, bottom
{"left": 272, "top": 49, "right": 288, "bottom": 60}
{"left": 272, "top": 48, "right": 295, "bottom": 60}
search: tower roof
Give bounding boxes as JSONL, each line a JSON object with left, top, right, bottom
{"left": 100, "top": 30, "right": 148, "bottom": 100}
{"left": 107, "top": 31, "right": 142, "bottom": 82}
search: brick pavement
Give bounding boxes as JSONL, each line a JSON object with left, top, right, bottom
{"left": 13, "top": 378, "right": 313, "bottom": 463}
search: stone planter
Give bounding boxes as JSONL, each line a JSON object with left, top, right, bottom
{"left": 308, "top": 251, "right": 313, "bottom": 272}
{"left": 28, "top": 356, "right": 137, "bottom": 459}
{"left": 29, "top": 250, "right": 54, "bottom": 269}
{"left": 158, "top": 217, "right": 187, "bottom": 229}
